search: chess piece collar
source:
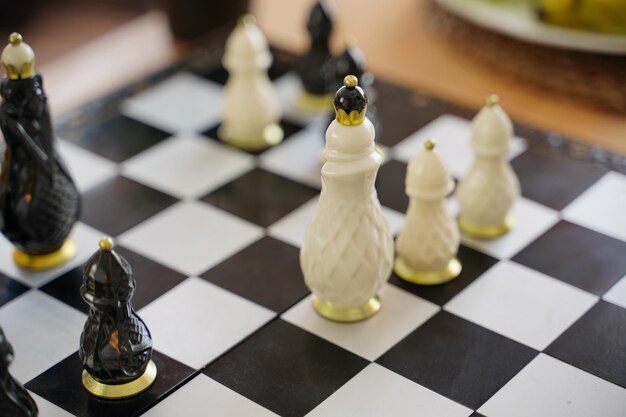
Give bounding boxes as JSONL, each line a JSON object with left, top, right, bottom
{"left": 1, "top": 33, "right": 35, "bottom": 81}
{"left": 334, "top": 75, "right": 368, "bottom": 126}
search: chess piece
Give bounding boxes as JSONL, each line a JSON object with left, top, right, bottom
{"left": 0, "top": 33, "right": 80, "bottom": 271}
{"left": 394, "top": 140, "right": 462, "bottom": 285}
{"left": 219, "top": 15, "right": 283, "bottom": 151}
{"left": 0, "top": 327, "right": 38, "bottom": 417}
{"left": 456, "top": 95, "right": 520, "bottom": 239}
{"left": 323, "top": 36, "right": 381, "bottom": 145}
{"left": 296, "top": 0, "right": 334, "bottom": 111}
{"left": 79, "top": 237, "right": 156, "bottom": 399}
{"left": 300, "top": 75, "right": 393, "bottom": 322}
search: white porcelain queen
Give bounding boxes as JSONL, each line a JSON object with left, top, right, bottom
{"left": 300, "top": 75, "right": 393, "bottom": 322}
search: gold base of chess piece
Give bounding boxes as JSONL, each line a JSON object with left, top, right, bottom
{"left": 82, "top": 360, "right": 157, "bottom": 400}
{"left": 458, "top": 216, "right": 514, "bottom": 239}
{"left": 394, "top": 257, "right": 462, "bottom": 286}
{"left": 312, "top": 295, "right": 381, "bottom": 322}
{"left": 297, "top": 92, "right": 333, "bottom": 112}
{"left": 219, "top": 123, "right": 284, "bottom": 151}
{"left": 13, "top": 239, "right": 77, "bottom": 271}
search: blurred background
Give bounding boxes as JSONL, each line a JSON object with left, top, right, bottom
{"left": 0, "top": 0, "right": 624, "bottom": 153}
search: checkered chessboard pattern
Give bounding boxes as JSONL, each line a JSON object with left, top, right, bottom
{"left": 0, "top": 46, "right": 625, "bottom": 417}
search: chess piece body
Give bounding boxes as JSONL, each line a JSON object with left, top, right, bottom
{"left": 79, "top": 238, "right": 156, "bottom": 399}
{"left": 296, "top": 0, "right": 333, "bottom": 110}
{"left": 456, "top": 95, "right": 520, "bottom": 238}
{"left": 219, "top": 15, "right": 283, "bottom": 151}
{"left": 300, "top": 75, "right": 393, "bottom": 322}
{"left": 395, "top": 140, "right": 461, "bottom": 285}
{"left": 0, "top": 327, "right": 38, "bottom": 417}
{"left": 0, "top": 33, "right": 80, "bottom": 270}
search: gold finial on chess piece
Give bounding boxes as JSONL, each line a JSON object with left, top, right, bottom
{"left": 99, "top": 237, "right": 114, "bottom": 252}
{"left": 2, "top": 32, "right": 35, "bottom": 80}
{"left": 486, "top": 94, "right": 500, "bottom": 107}
{"left": 238, "top": 14, "right": 256, "bottom": 26}
{"left": 424, "top": 139, "right": 436, "bottom": 151}
{"left": 344, "top": 75, "right": 358, "bottom": 88}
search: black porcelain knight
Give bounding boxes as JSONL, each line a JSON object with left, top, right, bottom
{"left": 0, "top": 33, "right": 80, "bottom": 266}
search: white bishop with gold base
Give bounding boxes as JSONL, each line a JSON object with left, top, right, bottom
{"left": 219, "top": 15, "right": 283, "bottom": 151}
{"left": 456, "top": 95, "right": 520, "bottom": 239}
{"left": 300, "top": 75, "right": 393, "bottom": 322}
{"left": 394, "top": 139, "right": 461, "bottom": 285}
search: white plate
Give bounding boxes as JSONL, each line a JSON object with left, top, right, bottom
{"left": 434, "top": 0, "right": 626, "bottom": 55}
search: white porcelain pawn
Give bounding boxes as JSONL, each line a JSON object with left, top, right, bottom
{"left": 300, "top": 75, "right": 393, "bottom": 322}
{"left": 456, "top": 95, "right": 520, "bottom": 239}
{"left": 395, "top": 139, "right": 461, "bottom": 285}
{"left": 219, "top": 15, "right": 283, "bottom": 151}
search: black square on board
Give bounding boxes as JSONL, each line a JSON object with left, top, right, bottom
{"left": 205, "top": 319, "right": 369, "bottom": 417}
{"left": 201, "top": 168, "right": 318, "bottom": 228}
{"left": 375, "top": 80, "right": 455, "bottom": 147}
{"left": 389, "top": 245, "right": 499, "bottom": 306}
{"left": 513, "top": 221, "right": 626, "bottom": 296}
{"left": 26, "top": 350, "right": 194, "bottom": 417}
{"left": 81, "top": 176, "right": 178, "bottom": 236}
{"left": 41, "top": 246, "right": 187, "bottom": 314}
{"left": 511, "top": 148, "right": 607, "bottom": 210}
{"left": 200, "top": 236, "right": 309, "bottom": 312}
{"left": 377, "top": 310, "right": 538, "bottom": 409}
{"left": 376, "top": 159, "right": 409, "bottom": 213}
{"left": 59, "top": 114, "right": 171, "bottom": 163}
{"left": 546, "top": 301, "right": 626, "bottom": 388}
{"left": 0, "top": 273, "right": 28, "bottom": 308}
{"left": 201, "top": 119, "right": 305, "bottom": 155}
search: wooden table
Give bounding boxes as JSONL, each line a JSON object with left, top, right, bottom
{"left": 40, "top": 0, "right": 626, "bottom": 154}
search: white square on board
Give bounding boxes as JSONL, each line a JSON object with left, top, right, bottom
{"left": 283, "top": 284, "right": 439, "bottom": 361}
{"left": 563, "top": 171, "right": 626, "bottom": 242}
{"left": 119, "top": 201, "right": 263, "bottom": 276}
{"left": 306, "top": 363, "right": 472, "bottom": 417}
{"left": 0, "top": 291, "right": 86, "bottom": 382}
{"left": 122, "top": 72, "right": 223, "bottom": 134}
{"left": 0, "top": 222, "right": 105, "bottom": 288}
{"left": 479, "top": 354, "right": 626, "bottom": 417}
{"left": 122, "top": 134, "right": 254, "bottom": 199}
{"left": 139, "top": 277, "right": 274, "bottom": 369}
{"left": 445, "top": 261, "right": 597, "bottom": 350}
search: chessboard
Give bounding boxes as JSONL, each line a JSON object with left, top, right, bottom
{"left": 0, "top": 41, "right": 625, "bottom": 417}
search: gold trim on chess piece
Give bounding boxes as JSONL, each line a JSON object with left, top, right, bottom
{"left": 458, "top": 216, "right": 514, "bottom": 239}
{"left": 312, "top": 295, "right": 381, "bottom": 322}
{"left": 297, "top": 92, "right": 334, "bottom": 112}
{"left": 219, "top": 123, "right": 284, "bottom": 151}
{"left": 82, "top": 360, "right": 157, "bottom": 400}
{"left": 394, "top": 257, "right": 462, "bottom": 285}
{"left": 12, "top": 239, "right": 77, "bottom": 271}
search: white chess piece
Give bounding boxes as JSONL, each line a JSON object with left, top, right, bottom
{"left": 395, "top": 139, "right": 461, "bottom": 285}
{"left": 219, "top": 15, "right": 283, "bottom": 151}
{"left": 456, "top": 95, "right": 520, "bottom": 239}
{"left": 300, "top": 75, "right": 393, "bottom": 322}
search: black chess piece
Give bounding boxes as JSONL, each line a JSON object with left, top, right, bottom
{"left": 297, "top": 0, "right": 333, "bottom": 98}
{"left": 323, "top": 38, "right": 382, "bottom": 142}
{"left": 0, "top": 33, "right": 80, "bottom": 271}
{"left": 0, "top": 327, "right": 38, "bottom": 417}
{"left": 79, "top": 237, "right": 156, "bottom": 399}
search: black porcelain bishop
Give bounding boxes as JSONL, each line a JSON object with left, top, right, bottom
{"left": 79, "top": 237, "right": 156, "bottom": 398}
